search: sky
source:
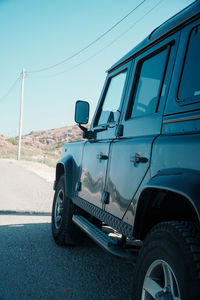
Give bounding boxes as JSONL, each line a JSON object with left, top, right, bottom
{"left": 0, "top": 0, "right": 195, "bottom": 137}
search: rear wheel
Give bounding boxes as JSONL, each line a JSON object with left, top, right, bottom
{"left": 132, "top": 221, "right": 200, "bottom": 300}
{"left": 51, "top": 175, "right": 84, "bottom": 246}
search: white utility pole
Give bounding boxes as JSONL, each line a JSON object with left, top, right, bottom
{"left": 17, "top": 68, "right": 25, "bottom": 160}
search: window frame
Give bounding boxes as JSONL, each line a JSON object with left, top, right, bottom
{"left": 125, "top": 45, "right": 170, "bottom": 121}
{"left": 177, "top": 24, "right": 200, "bottom": 106}
{"left": 93, "top": 62, "right": 131, "bottom": 128}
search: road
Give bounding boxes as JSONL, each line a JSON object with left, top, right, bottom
{"left": 0, "top": 159, "right": 134, "bottom": 300}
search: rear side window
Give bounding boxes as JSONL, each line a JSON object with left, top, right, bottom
{"left": 128, "top": 48, "right": 168, "bottom": 118}
{"left": 178, "top": 25, "right": 200, "bottom": 104}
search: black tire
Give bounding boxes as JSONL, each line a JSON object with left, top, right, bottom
{"left": 51, "top": 175, "right": 84, "bottom": 246}
{"left": 132, "top": 221, "right": 200, "bottom": 300}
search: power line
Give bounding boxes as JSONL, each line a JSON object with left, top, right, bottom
{"left": 27, "top": 0, "right": 146, "bottom": 73}
{"left": 27, "top": 0, "right": 163, "bottom": 79}
{"left": 103, "top": 0, "right": 164, "bottom": 49}
{"left": 0, "top": 75, "right": 21, "bottom": 103}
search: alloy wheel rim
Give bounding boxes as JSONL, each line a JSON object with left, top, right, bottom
{"left": 54, "top": 189, "right": 64, "bottom": 230}
{"left": 142, "top": 259, "right": 181, "bottom": 300}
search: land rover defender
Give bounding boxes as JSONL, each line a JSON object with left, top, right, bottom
{"left": 52, "top": 2, "right": 200, "bottom": 299}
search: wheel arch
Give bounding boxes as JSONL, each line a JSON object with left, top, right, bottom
{"left": 56, "top": 162, "right": 65, "bottom": 182}
{"left": 133, "top": 168, "right": 200, "bottom": 240}
{"left": 55, "top": 155, "right": 78, "bottom": 199}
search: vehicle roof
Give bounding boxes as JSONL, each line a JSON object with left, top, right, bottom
{"left": 108, "top": 0, "right": 200, "bottom": 72}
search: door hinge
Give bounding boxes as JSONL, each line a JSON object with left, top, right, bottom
{"left": 115, "top": 124, "right": 123, "bottom": 137}
{"left": 101, "top": 191, "right": 109, "bottom": 204}
{"left": 75, "top": 181, "right": 82, "bottom": 192}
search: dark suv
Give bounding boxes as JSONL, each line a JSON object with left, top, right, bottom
{"left": 52, "top": 2, "right": 200, "bottom": 299}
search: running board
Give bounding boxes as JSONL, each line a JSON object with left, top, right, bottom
{"left": 72, "top": 214, "right": 138, "bottom": 263}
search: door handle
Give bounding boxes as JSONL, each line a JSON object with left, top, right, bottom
{"left": 96, "top": 152, "right": 108, "bottom": 160}
{"left": 130, "top": 152, "right": 148, "bottom": 164}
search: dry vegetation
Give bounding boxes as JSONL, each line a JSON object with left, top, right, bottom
{"left": 0, "top": 125, "right": 84, "bottom": 167}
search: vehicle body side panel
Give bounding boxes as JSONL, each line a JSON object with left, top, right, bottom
{"left": 149, "top": 134, "right": 200, "bottom": 216}
{"left": 122, "top": 169, "right": 151, "bottom": 226}
{"left": 105, "top": 137, "right": 153, "bottom": 219}
{"left": 141, "top": 169, "right": 200, "bottom": 221}
{"left": 56, "top": 141, "right": 85, "bottom": 199}
{"left": 78, "top": 141, "right": 110, "bottom": 208}
{"left": 151, "top": 134, "right": 200, "bottom": 175}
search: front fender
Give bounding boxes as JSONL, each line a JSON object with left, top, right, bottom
{"left": 55, "top": 155, "right": 80, "bottom": 199}
{"left": 143, "top": 168, "right": 200, "bottom": 220}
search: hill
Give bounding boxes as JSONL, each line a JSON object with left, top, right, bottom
{"left": 0, "top": 125, "right": 84, "bottom": 167}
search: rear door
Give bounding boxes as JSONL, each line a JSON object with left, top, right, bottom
{"left": 104, "top": 33, "right": 180, "bottom": 219}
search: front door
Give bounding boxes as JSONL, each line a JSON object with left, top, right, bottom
{"left": 78, "top": 141, "right": 110, "bottom": 208}
{"left": 78, "top": 62, "right": 132, "bottom": 208}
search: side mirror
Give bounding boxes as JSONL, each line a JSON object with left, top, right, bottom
{"left": 75, "top": 100, "right": 89, "bottom": 124}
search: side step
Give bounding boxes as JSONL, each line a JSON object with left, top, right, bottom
{"left": 72, "top": 214, "right": 138, "bottom": 263}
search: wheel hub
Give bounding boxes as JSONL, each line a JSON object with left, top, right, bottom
{"left": 155, "top": 289, "right": 174, "bottom": 300}
{"left": 142, "top": 259, "right": 180, "bottom": 300}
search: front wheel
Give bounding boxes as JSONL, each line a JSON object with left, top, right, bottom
{"left": 132, "top": 221, "right": 200, "bottom": 300}
{"left": 51, "top": 175, "right": 84, "bottom": 246}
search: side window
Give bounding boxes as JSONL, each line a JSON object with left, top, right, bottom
{"left": 178, "top": 25, "right": 200, "bottom": 104}
{"left": 128, "top": 48, "right": 168, "bottom": 118}
{"left": 97, "top": 71, "right": 127, "bottom": 126}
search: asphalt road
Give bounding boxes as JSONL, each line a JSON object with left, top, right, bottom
{"left": 0, "top": 159, "right": 134, "bottom": 300}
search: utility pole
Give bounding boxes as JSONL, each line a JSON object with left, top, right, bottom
{"left": 17, "top": 68, "right": 25, "bottom": 160}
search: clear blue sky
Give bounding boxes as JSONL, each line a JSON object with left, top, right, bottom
{"left": 0, "top": 0, "right": 195, "bottom": 137}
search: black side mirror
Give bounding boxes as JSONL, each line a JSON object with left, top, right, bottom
{"left": 75, "top": 100, "right": 89, "bottom": 124}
